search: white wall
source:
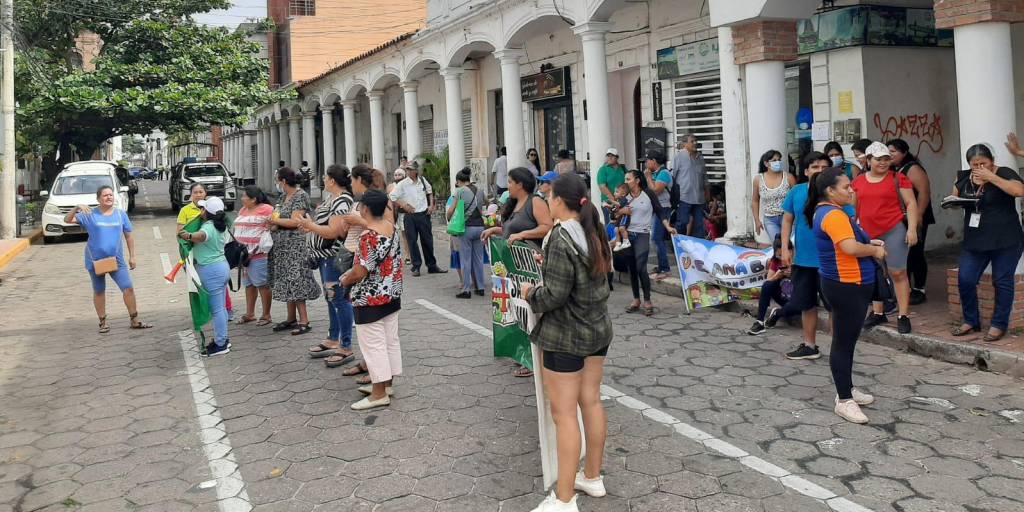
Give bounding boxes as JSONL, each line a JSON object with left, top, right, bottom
{"left": 1013, "top": 23, "right": 1024, "bottom": 172}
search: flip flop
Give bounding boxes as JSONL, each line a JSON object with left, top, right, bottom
{"left": 236, "top": 315, "right": 257, "bottom": 325}
{"left": 513, "top": 367, "right": 534, "bottom": 378}
{"left": 256, "top": 318, "right": 272, "bottom": 326}
{"left": 98, "top": 316, "right": 109, "bottom": 334}
{"left": 342, "top": 364, "right": 368, "bottom": 377}
{"left": 354, "top": 375, "right": 372, "bottom": 385}
{"left": 325, "top": 353, "right": 356, "bottom": 368}
{"left": 625, "top": 304, "right": 640, "bottom": 313}
{"left": 309, "top": 342, "right": 338, "bottom": 358}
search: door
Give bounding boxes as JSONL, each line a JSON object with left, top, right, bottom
{"left": 542, "top": 105, "right": 571, "bottom": 172}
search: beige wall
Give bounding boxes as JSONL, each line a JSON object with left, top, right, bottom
{"left": 287, "top": 0, "right": 425, "bottom": 83}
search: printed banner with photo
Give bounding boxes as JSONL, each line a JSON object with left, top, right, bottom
{"left": 671, "top": 235, "right": 773, "bottom": 312}
{"left": 490, "top": 238, "right": 541, "bottom": 370}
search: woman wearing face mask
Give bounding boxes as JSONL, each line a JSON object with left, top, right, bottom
{"left": 824, "top": 141, "right": 862, "bottom": 180}
{"left": 751, "top": 149, "right": 796, "bottom": 243}
{"left": 888, "top": 138, "right": 934, "bottom": 306}
{"left": 950, "top": 144, "right": 1024, "bottom": 342}
{"left": 268, "top": 167, "right": 321, "bottom": 336}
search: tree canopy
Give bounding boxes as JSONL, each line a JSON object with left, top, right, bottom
{"left": 14, "top": 0, "right": 287, "bottom": 167}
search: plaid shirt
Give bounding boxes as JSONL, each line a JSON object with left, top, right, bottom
{"left": 526, "top": 225, "right": 612, "bottom": 356}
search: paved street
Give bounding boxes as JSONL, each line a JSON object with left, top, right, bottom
{"left": 2, "top": 181, "right": 1024, "bottom": 512}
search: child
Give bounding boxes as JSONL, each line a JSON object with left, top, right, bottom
{"left": 748, "top": 234, "right": 791, "bottom": 335}
{"left": 608, "top": 183, "right": 632, "bottom": 252}
{"left": 704, "top": 184, "right": 727, "bottom": 240}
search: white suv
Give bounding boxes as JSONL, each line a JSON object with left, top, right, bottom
{"left": 41, "top": 161, "right": 131, "bottom": 242}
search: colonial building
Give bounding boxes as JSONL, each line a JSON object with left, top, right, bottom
{"left": 240, "top": 0, "right": 1024, "bottom": 248}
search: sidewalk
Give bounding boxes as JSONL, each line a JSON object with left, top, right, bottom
{"left": 634, "top": 248, "right": 1024, "bottom": 378}
{"left": 0, "top": 228, "right": 42, "bottom": 272}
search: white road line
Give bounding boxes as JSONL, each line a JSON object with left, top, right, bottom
{"left": 413, "top": 298, "right": 875, "bottom": 512}
{"left": 160, "top": 252, "right": 173, "bottom": 277}
{"left": 153, "top": 226, "right": 162, "bottom": 240}
{"left": 177, "top": 331, "right": 252, "bottom": 512}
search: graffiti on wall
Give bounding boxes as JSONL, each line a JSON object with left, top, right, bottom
{"left": 872, "top": 113, "right": 944, "bottom": 155}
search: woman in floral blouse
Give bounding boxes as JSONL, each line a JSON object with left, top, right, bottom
{"left": 341, "top": 189, "right": 403, "bottom": 411}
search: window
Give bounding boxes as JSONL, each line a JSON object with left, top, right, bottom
{"left": 672, "top": 73, "right": 725, "bottom": 183}
{"left": 289, "top": 0, "right": 315, "bottom": 16}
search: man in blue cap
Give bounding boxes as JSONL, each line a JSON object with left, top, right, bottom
{"left": 537, "top": 171, "right": 557, "bottom": 199}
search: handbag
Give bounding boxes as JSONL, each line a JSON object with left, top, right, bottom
{"left": 333, "top": 245, "right": 355, "bottom": 274}
{"left": 872, "top": 258, "right": 896, "bottom": 302}
{"left": 447, "top": 191, "right": 467, "bottom": 237}
{"left": 224, "top": 231, "right": 250, "bottom": 270}
{"left": 93, "top": 256, "right": 119, "bottom": 275}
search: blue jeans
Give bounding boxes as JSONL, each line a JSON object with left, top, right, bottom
{"left": 763, "top": 215, "right": 782, "bottom": 243}
{"left": 958, "top": 244, "right": 1024, "bottom": 331}
{"left": 675, "top": 202, "right": 706, "bottom": 239}
{"left": 319, "top": 257, "right": 353, "bottom": 348}
{"left": 459, "top": 226, "right": 486, "bottom": 293}
{"left": 198, "top": 260, "right": 231, "bottom": 348}
{"left": 652, "top": 220, "right": 670, "bottom": 273}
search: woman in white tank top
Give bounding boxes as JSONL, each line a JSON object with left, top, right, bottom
{"left": 751, "top": 149, "right": 796, "bottom": 243}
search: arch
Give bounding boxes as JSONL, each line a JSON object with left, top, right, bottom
{"left": 302, "top": 95, "right": 322, "bottom": 112}
{"left": 503, "top": 11, "right": 579, "bottom": 48}
{"left": 343, "top": 79, "right": 369, "bottom": 100}
{"left": 285, "top": 104, "right": 302, "bottom": 117}
{"left": 370, "top": 67, "right": 402, "bottom": 91}
{"left": 322, "top": 90, "right": 343, "bottom": 106}
{"left": 403, "top": 53, "right": 443, "bottom": 81}
{"left": 585, "top": 0, "right": 630, "bottom": 23}
{"left": 445, "top": 33, "right": 497, "bottom": 67}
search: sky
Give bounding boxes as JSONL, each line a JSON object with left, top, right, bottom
{"left": 194, "top": 0, "right": 267, "bottom": 29}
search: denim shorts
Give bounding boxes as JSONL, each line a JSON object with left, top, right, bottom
{"left": 242, "top": 257, "right": 269, "bottom": 288}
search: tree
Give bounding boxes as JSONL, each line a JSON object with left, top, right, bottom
{"left": 122, "top": 136, "right": 145, "bottom": 157}
{"left": 13, "top": 0, "right": 288, "bottom": 180}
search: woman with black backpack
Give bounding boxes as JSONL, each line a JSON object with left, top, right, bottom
{"left": 448, "top": 168, "right": 487, "bottom": 298}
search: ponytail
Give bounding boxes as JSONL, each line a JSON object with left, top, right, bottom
{"left": 803, "top": 167, "right": 845, "bottom": 227}
{"left": 210, "top": 210, "right": 228, "bottom": 232}
{"left": 550, "top": 174, "right": 611, "bottom": 276}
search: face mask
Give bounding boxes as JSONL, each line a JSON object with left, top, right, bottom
{"left": 831, "top": 156, "right": 844, "bottom": 167}
{"left": 275, "top": 183, "right": 283, "bottom": 193}
{"left": 769, "top": 161, "right": 783, "bottom": 172}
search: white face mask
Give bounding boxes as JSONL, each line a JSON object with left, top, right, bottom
{"left": 831, "top": 156, "right": 844, "bottom": 167}
{"left": 769, "top": 161, "right": 783, "bottom": 172}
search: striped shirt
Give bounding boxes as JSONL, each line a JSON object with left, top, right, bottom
{"left": 308, "top": 193, "right": 353, "bottom": 259}
{"left": 234, "top": 204, "right": 274, "bottom": 260}
{"left": 813, "top": 204, "right": 875, "bottom": 285}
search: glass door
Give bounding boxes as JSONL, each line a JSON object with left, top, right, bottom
{"left": 542, "top": 105, "right": 570, "bottom": 172}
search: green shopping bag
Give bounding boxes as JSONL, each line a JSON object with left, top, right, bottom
{"left": 447, "top": 197, "right": 466, "bottom": 236}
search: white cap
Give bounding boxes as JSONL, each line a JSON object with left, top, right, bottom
{"left": 865, "top": 141, "right": 891, "bottom": 158}
{"left": 198, "top": 196, "right": 225, "bottom": 214}
{"left": 605, "top": 148, "right": 619, "bottom": 157}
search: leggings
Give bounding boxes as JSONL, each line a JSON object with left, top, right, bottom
{"left": 907, "top": 225, "right": 928, "bottom": 289}
{"left": 626, "top": 231, "right": 652, "bottom": 301}
{"left": 819, "top": 278, "right": 873, "bottom": 400}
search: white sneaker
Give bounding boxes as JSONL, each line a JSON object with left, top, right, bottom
{"left": 357, "top": 385, "right": 394, "bottom": 396}
{"left": 530, "top": 492, "right": 578, "bottom": 512}
{"left": 574, "top": 471, "right": 606, "bottom": 497}
{"left": 618, "top": 239, "right": 631, "bottom": 250}
{"left": 351, "top": 395, "right": 391, "bottom": 411}
{"left": 851, "top": 388, "right": 875, "bottom": 406}
{"left": 834, "top": 397, "right": 869, "bottom": 424}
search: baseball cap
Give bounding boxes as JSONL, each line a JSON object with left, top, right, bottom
{"left": 198, "top": 197, "right": 225, "bottom": 214}
{"left": 403, "top": 161, "right": 419, "bottom": 172}
{"left": 865, "top": 141, "right": 891, "bottom": 158}
{"left": 538, "top": 171, "right": 558, "bottom": 183}
{"left": 606, "top": 148, "right": 619, "bottom": 157}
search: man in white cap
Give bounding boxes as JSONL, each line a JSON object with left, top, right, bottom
{"left": 597, "top": 148, "right": 626, "bottom": 223}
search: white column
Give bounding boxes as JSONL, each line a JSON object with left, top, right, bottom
{"left": 289, "top": 116, "right": 302, "bottom": 169}
{"left": 270, "top": 123, "right": 281, "bottom": 177}
{"left": 954, "top": 22, "right": 1018, "bottom": 168}
{"left": 342, "top": 100, "right": 358, "bottom": 168}
{"left": 495, "top": 49, "right": 527, "bottom": 169}
{"left": 301, "top": 111, "right": 319, "bottom": 196}
{"left": 257, "top": 128, "right": 267, "bottom": 187}
{"left": 243, "top": 131, "right": 254, "bottom": 181}
{"left": 441, "top": 67, "right": 466, "bottom": 185}
{"left": 278, "top": 120, "right": 289, "bottom": 168}
{"left": 744, "top": 60, "right": 787, "bottom": 245}
{"left": 321, "top": 106, "right": 336, "bottom": 167}
{"left": 401, "top": 82, "right": 422, "bottom": 160}
{"left": 367, "top": 91, "right": 386, "bottom": 171}
{"left": 719, "top": 27, "right": 751, "bottom": 240}
{"left": 574, "top": 22, "right": 613, "bottom": 209}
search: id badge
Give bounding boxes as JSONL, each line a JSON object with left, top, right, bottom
{"left": 969, "top": 213, "right": 981, "bottom": 228}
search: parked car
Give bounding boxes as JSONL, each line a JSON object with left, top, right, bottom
{"left": 140, "top": 168, "right": 159, "bottom": 180}
{"left": 129, "top": 167, "right": 147, "bottom": 179}
{"left": 40, "top": 161, "right": 132, "bottom": 243}
{"left": 169, "top": 161, "right": 236, "bottom": 212}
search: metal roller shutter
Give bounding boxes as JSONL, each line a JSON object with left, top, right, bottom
{"left": 462, "top": 100, "right": 472, "bottom": 163}
{"left": 672, "top": 73, "right": 725, "bottom": 183}
{"left": 420, "top": 119, "right": 434, "bottom": 156}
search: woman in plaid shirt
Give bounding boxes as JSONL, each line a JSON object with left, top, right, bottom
{"left": 520, "top": 174, "right": 613, "bottom": 512}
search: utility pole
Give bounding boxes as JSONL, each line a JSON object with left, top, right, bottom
{"left": 0, "top": 0, "right": 15, "bottom": 239}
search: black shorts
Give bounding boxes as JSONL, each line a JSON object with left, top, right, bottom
{"left": 788, "top": 265, "right": 821, "bottom": 312}
{"left": 543, "top": 345, "right": 610, "bottom": 373}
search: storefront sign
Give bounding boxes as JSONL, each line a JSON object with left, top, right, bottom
{"left": 652, "top": 82, "right": 663, "bottom": 121}
{"left": 797, "top": 5, "right": 953, "bottom": 55}
{"left": 639, "top": 127, "right": 668, "bottom": 160}
{"left": 521, "top": 67, "right": 568, "bottom": 102}
{"left": 656, "top": 38, "right": 720, "bottom": 80}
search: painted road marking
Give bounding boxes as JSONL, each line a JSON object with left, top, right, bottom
{"left": 414, "top": 298, "right": 875, "bottom": 512}
{"left": 153, "top": 226, "right": 162, "bottom": 240}
{"left": 160, "top": 252, "right": 173, "bottom": 278}
{"left": 177, "top": 330, "right": 252, "bottom": 512}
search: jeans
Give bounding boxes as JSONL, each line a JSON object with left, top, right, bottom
{"left": 763, "top": 215, "right": 783, "bottom": 243}
{"left": 626, "top": 232, "right": 652, "bottom": 301}
{"left": 404, "top": 211, "right": 438, "bottom": 271}
{"left": 675, "top": 201, "right": 706, "bottom": 238}
{"left": 318, "top": 257, "right": 353, "bottom": 348}
{"left": 651, "top": 221, "right": 670, "bottom": 273}
{"left": 459, "top": 226, "right": 486, "bottom": 292}
{"left": 958, "top": 244, "right": 1024, "bottom": 331}
{"left": 198, "top": 260, "right": 231, "bottom": 348}
{"left": 756, "top": 279, "right": 788, "bottom": 320}
{"left": 907, "top": 225, "right": 928, "bottom": 289}
{"left": 820, "top": 278, "right": 873, "bottom": 400}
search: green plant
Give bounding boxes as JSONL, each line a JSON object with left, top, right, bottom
{"left": 420, "top": 147, "right": 451, "bottom": 200}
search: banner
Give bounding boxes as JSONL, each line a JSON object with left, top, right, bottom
{"left": 671, "top": 235, "right": 772, "bottom": 312}
{"left": 489, "top": 238, "right": 541, "bottom": 369}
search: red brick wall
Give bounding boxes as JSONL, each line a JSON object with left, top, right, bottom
{"left": 935, "top": 0, "right": 1024, "bottom": 29}
{"left": 732, "top": 21, "right": 798, "bottom": 66}
{"left": 947, "top": 268, "right": 1024, "bottom": 330}
{"left": 211, "top": 126, "right": 223, "bottom": 162}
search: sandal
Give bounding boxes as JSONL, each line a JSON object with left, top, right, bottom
{"left": 512, "top": 366, "right": 534, "bottom": 378}
{"left": 342, "top": 363, "right": 368, "bottom": 377}
{"left": 129, "top": 313, "right": 153, "bottom": 329}
{"left": 625, "top": 303, "right": 641, "bottom": 314}
{"left": 643, "top": 305, "right": 654, "bottom": 317}
{"left": 291, "top": 323, "right": 312, "bottom": 336}
{"left": 309, "top": 342, "right": 338, "bottom": 358}
{"left": 236, "top": 315, "right": 257, "bottom": 325}
{"left": 984, "top": 329, "right": 1005, "bottom": 343}
{"left": 272, "top": 320, "right": 296, "bottom": 332}
{"left": 355, "top": 375, "right": 372, "bottom": 385}
{"left": 256, "top": 317, "right": 272, "bottom": 326}
{"left": 950, "top": 324, "right": 980, "bottom": 337}
{"left": 325, "top": 352, "right": 356, "bottom": 368}
{"left": 98, "top": 316, "right": 110, "bottom": 334}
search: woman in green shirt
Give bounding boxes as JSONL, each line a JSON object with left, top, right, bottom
{"left": 178, "top": 196, "right": 232, "bottom": 357}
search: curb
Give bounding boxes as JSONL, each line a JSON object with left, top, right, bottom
{"left": 0, "top": 228, "right": 41, "bottom": 271}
